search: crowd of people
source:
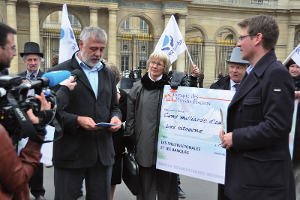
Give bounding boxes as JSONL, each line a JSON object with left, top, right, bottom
{"left": 1, "top": 13, "right": 300, "bottom": 200}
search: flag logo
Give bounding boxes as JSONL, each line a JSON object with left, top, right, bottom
{"left": 161, "top": 35, "right": 174, "bottom": 51}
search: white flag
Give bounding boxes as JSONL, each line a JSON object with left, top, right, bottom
{"left": 290, "top": 43, "right": 300, "bottom": 67}
{"left": 154, "top": 15, "right": 187, "bottom": 64}
{"left": 59, "top": 4, "right": 79, "bottom": 64}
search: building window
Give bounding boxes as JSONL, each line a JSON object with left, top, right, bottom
{"left": 122, "top": 18, "right": 130, "bottom": 30}
{"left": 121, "top": 55, "right": 130, "bottom": 71}
{"left": 140, "top": 19, "right": 148, "bottom": 31}
{"left": 68, "top": 13, "right": 79, "bottom": 25}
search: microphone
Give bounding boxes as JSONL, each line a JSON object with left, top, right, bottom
{"left": 16, "top": 70, "right": 71, "bottom": 90}
{"left": 42, "top": 70, "right": 71, "bottom": 87}
{"left": 70, "top": 69, "right": 83, "bottom": 82}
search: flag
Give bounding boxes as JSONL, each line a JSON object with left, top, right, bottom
{"left": 290, "top": 43, "right": 300, "bottom": 67}
{"left": 59, "top": 4, "right": 79, "bottom": 64}
{"left": 154, "top": 15, "right": 188, "bottom": 64}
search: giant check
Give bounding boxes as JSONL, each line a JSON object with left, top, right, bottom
{"left": 156, "top": 86, "right": 235, "bottom": 184}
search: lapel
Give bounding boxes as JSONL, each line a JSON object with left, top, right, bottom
{"left": 97, "top": 63, "right": 106, "bottom": 100}
{"left": 229, "top": 50, "right": 277, "bottom": 107}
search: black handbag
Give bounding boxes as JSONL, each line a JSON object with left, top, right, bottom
{"left": 122, "top": 152, "right": 140, "bottom": 195}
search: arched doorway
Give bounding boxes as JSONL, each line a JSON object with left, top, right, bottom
{"left": 42, "top": 11, "right": 81, "bottom": 71}
{"left": 119, "top": 16, "right": 154, "bottom": 79}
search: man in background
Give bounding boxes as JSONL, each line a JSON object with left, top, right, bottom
{"left": 18, "top": 41, "right": 46, "bottom": 200}
{"left": 18, "top": 42, "right": 44, "bottom": 81}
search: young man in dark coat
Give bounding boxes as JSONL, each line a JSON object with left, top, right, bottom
{"left": 220, "top": 15, "right": 296, "bottom": 200}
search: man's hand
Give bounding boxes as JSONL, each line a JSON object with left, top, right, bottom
{"left": 77, "top": 116, "right": 101, "bottom": 130}
{"left": 191, "top": 65, "right": 200, "bottom": 77}
{"left": 26, "top": 93, "right": 51, "bottom": 124}
{"left": 219, "top": 128, "right": 233, "bottom": 149}
{"left": 60, "top": 76, "right": 77, "bottom": 91}
{"left": 108, "top": 116, "right": 121, "bottom": 132}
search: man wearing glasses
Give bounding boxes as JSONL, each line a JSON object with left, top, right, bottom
{"left": 220, "top": 15, "right": 296, "bottom": 200}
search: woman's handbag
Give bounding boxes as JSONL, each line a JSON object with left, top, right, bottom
{"left": 122, "top": 151, "right": 139, "bottom": 195}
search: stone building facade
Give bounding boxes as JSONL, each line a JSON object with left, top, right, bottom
{"left": 1, "top": 0, "right": 300, "bottom": 87}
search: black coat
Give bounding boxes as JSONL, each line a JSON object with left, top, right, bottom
{"left": 210, "top": 75, "right": 230, "bottom": 90}
{"left": 48, "top": 54, "right": 121, "bottom": 168}
{"left": 225, "top": 50, "right": 295, "bottom": 200}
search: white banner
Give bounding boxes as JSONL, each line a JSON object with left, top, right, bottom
{"left": 156, "top": 86, "right": 235, "bottom": 184}
{"left": 59, "top": 4, "right": 79, "bottom": 64}
{"left": 154, "top": 15, "right": 187, "bottom": 64}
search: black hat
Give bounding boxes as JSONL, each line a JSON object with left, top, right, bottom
{"left": 20, "top": 42, "right": 44, "bottom": 58}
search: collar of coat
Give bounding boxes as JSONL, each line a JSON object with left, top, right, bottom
{"left": 141, "top": 72, "right": 168, "bottom": 90}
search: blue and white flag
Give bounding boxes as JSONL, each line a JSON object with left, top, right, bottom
{"left": 154, "top": 15, "right": 188, "bottom": 64}
{"left": 59, "top": 4, "right": 79, "bottom": 64}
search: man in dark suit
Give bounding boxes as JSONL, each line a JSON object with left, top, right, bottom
{"left": 220, "top": 15, "right": 296, "bottom": 200}
{"left": 48, "top": 26, "right": 122, "bottom": 200}
{"left": 18, "top": 42, "right": 46, "bottom": 200}
{"left": 18, "top": 42, "right": 44, "bottom": 81}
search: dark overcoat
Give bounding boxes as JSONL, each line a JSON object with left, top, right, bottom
{"left": 48, "top": 54, "right": 121, "bottom": 169}
{"left": 225, "top": 50, "right": 296, "bottom": 200}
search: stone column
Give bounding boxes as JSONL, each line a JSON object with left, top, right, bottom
{"left": 5, "top": 0, "right": 18, "bottom": 74}
{"left": 28, "top": 0, "right": 40, "bottom": 44}
{"left": 176, "top": 14, "right": 187, "bottom": 73}
{"left": 286, "top": 24, "right": 296, "bottom": 58}
{"left": 164, "top": 13, "right": 172, "bottom": 28}
{"left": 203, "top": 40, "right": 217, "bottom": 88}
{"left": 108, "top": 8, "right": 118, "bottom": 64}
{"left": 89, "top": 6, "right": 100, "bottom": 26}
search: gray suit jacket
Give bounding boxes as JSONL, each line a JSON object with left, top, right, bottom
{"left": 48, "top": 54, "right": 121, "bottom": 169}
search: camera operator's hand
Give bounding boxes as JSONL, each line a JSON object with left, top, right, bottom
{"left": 60, "top": 76, "right": 77, "bottom": 91}
{"left": 26, "top": 92, "right": 51, "bottom": 124}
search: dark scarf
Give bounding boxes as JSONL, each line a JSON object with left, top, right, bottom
{"left": 293, "top": 76, "right": 300, "bottom": 90}
{"left": 141, "top": 72, "right": 169, "bottom": 90}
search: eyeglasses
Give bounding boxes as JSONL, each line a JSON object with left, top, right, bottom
{"left": 150, "top": 61, "right": 164, "bottom": 68}
{"left": 238, "top": 34, "right": 254, "bottom": 41}
{"left": 1, "top": 45, "right": 17, "bottom": 52}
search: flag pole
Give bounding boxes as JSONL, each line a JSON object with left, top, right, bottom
{"left": 186, "top": 49, "right": 194, "bottom": 66}
{"left": 283, "top": 43, "right": 300, "bottom": 66}
{"left": 282, "top": 51, "right": 293, "bottom": 66}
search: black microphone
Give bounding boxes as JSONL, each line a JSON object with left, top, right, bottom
{"left": 71, "top": 69, "right": 83, "bottom": 82}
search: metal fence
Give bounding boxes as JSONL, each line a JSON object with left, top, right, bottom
{"left": 120, "top": 33, "right": 153, "bottom": 78}
{"left": 215, "top": 39, "right": 236, "bottom": 78}
{"left": 185, "top": 38, "right": 205, "bottom": 74}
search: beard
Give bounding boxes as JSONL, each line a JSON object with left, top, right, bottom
{"left": 0, "top": 59, "right": 10, "bottom": 72}
{"left": 81, "top": 49, "right": 102, "bottom": 68}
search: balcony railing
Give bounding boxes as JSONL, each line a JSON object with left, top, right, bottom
{"left": 192, "top": 0, "right": 278, "bottom": 8}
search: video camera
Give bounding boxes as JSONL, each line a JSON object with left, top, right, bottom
{"left": 0, "top": 70, "right": 71, "bottom": 143}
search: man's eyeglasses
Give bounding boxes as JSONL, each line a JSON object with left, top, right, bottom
{"left": 150, "top": 61, "right": 164, "bottom": 68}
{"left": 239, "top": 34, "right": 254, "bottom": 41}
{"left": 1, "top": 45, "right": 17, "bottom": 52}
